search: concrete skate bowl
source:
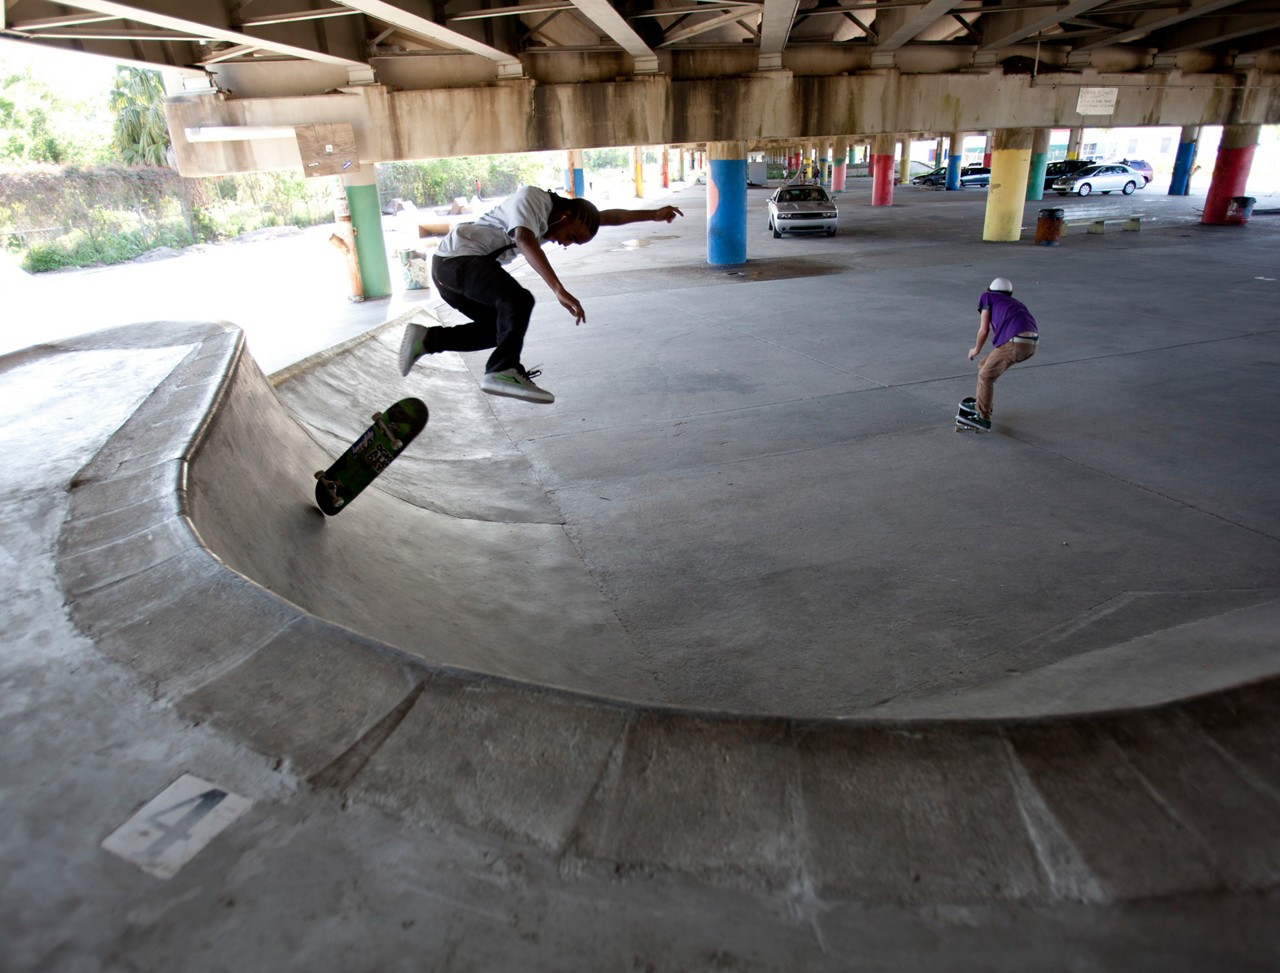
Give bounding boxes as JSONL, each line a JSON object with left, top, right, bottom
{"left": 58, "top": 321, "right": 1280, "bottom": 909}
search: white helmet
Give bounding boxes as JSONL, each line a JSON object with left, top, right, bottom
{"left": 988, "top": 277, "right": 1013, "bottom": 294}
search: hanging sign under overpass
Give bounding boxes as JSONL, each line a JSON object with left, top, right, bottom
{"left": 1077, "top": 87, "right": 1119, "bottom": 116}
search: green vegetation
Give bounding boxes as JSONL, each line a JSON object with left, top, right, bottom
{"left": 2, "top": 55, "right": 604, "bottom": 275}
{"left": 375, "top": 153, "right": 557, "bottom": 209}
{"left": 109, "top": 67, "right": 170, "bottom": 166}
{"left": 1, "top": 65, "right": 113, "bottom": 166}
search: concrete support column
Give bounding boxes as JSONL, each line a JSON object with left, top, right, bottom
{"left": 831, "top": 138, "right": 849, "bottom": 191}
{"left": 947, "top": 132, "right": 964, "bottom": 191}
{"left": 898, "top": 138, "right": 911, "bottom": 185}
{"left": 871, "top": 134, "right": 896, "bottom": 207}
{"left": 1026, "top": 128, "right": 1051, "bottom": 202}
{"left": 1202, "top": 124, "right": 1260, "bottom": 225}
{"left": 677, "top": 147, "right": 686, "bottom": 182}
{"left": 661, "top": 146, "right": 670, "bottom": 189}
{"left": 982, "top": 133, "right": 993, "bottom": 168}
{"left": 633, "top": 146, "right": 644, "bottom": 197}
{"left": 707, "top": 140, "right": 748, "bottom": 266}
{"left": 982, "top": 128, "right": 1033, "bottom": 243}
{"left": 1169, "top": 125, "right": 1200, "bottom": 196}
{"left": 564, "top": 149, "right": 585, "bottom": 198}
{"left": 1066, "top": 128, "right": 1083, "bottom": 160}
{"left": 342, "top": 167, "right": 390, "bottom": 300}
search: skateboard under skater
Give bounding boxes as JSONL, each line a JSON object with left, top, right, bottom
{"left": 314, "top": 398, "right": 428, "bottom": 515}
{"left": 954, "top": 396, "right": 989, "bottom": 433}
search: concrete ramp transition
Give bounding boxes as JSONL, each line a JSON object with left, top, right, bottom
{"left": 51, "top": 320, "right": 1280, "bottom": 911}
{"left": 185, "top": 319, "right": 654, "bottom": 701}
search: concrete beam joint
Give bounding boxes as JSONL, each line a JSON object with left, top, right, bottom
{"left": 184, "top": 126, "right": 297, "bottom": 142}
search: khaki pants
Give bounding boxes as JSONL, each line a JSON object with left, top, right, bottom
{"left": 976, "top": 334, "right": 1038, "bottom": 419}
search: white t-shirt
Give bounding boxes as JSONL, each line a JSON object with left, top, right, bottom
{"left": 435, "top": 187, "right": 554, "bottom": 265}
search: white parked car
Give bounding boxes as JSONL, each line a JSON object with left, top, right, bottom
{"left": 1052, "top": 164, "right": 1145, "bottom": 196}
{"left": 767, "top": 184, "right": 838, "bottom": 237}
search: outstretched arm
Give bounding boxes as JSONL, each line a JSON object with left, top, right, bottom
{"left": 968, "top": 308, "right": 992, "bottom": 361}
{"left": 514, "top": 227, "right": 585, "bottom": 324}
{"left": 599, "top": 205, "right": 684, "bottom": 227}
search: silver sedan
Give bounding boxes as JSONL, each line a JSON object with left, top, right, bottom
{"left": 1052, "top": 164, "right": 1144, "bottom": 197}
{"left": 767, "top": 184, "right": 838, "bottom": 237}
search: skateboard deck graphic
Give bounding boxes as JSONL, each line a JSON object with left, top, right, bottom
{"left": 954, "top": 396, "right": 987, "bottom": 433}
{"left": 314, "top": 398, "right": 428, "bottom": 515}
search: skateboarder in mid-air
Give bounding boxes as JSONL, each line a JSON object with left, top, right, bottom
{"left": 399, "top": 186, "right": 684, "bottom": 404}
{"left": 958, "top": 277, "right": 1041, "bottom": 432}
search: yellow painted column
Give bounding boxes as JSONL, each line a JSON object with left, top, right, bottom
{"left": 633, "top": 146, "right": 644, "bottom": 197}
{"left": 1066, "top": 128, "right": 1083, "bottom": 160}
{"left": 982, "top": 128, "right": 1033, "bottom": 242}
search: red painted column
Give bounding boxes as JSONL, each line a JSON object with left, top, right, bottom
{"left": 1201, "top": 124, "right": 1260, "bottom": 225}
{"left": 831, "top": 138, "right": 848, "bottom": 191}
{"left": 871, "top": 134, "right": 895, "bottom": 206}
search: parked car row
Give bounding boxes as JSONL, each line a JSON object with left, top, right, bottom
{"left": 910, "top": 165, "right": 991, "bottom": 188}
{"left": 761, "top": 156, "right": 1154, "bottom": 240}
{"left": 911, "top": 158, "right": 1155, "bottom": 195}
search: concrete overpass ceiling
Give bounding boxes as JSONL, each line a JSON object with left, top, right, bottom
{"left": 5, "top": 0, "right": 1278, "bottom": 91}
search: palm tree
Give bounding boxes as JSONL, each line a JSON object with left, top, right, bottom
{"left": 109, "top": 67, "right": 169, "bottom": 166}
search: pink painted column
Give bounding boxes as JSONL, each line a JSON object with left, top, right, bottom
{"left": 871, "top": 134, "right": 895, "bottom": 207}
{"left": 831, "top": 138, "right": 848, "bottom": 191}
{"left": 1201, "top": 124, "right": 1260, "bottom": 225}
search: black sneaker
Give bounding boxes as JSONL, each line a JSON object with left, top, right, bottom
{"left": 957, "top": 412, "right": 991, "bottom": 431}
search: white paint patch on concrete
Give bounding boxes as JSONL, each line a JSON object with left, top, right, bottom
{"left": 102, "top": 773, "right": 253, "bottom": 879}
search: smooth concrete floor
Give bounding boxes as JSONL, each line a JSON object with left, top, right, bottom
{"left": 4, "top": 178, "right": 1280, "bottom": 971}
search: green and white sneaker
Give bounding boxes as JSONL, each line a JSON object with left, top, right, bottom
{"left": 957, "top": 412, "right": 991, "bottom": 432}
{"left": 481, "top": 366, "right": 555, "bottom": 404}
{"left": 398, "top": 322, "right": 429, "bottom": 376}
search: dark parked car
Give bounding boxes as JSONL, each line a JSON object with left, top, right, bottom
{"left": 1042, "top": 159, "right": 1092, "bottom": 190}
{"left": 912, "top": 164, "right": 990, "bottom": 188}
{"left": 911, "top": 165, "right": 948, "bottom": 187}
{"left": 1119, "top": 159, "right": 1154, "bottom": 184}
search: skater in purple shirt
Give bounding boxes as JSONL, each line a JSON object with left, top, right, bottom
{"left": 961, "top": 277, "right": 1040, "bottom": 431}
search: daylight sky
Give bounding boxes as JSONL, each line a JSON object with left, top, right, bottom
{"left": 0, "top": 38, "right": 119, "bottom": 98}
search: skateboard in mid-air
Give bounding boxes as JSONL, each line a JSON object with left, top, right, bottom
{"left": 314, "top": 398, "right": 428, "bottom": 515}
{"left": 954, "top": 396, "right": 989, "bottom": 433}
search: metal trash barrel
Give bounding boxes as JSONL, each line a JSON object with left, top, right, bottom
{"left": 1225, "top": 196, "right": 1256, "bottom": 226}
{"left": 1034, "top": 207, "right": 1065, "bottom": 246}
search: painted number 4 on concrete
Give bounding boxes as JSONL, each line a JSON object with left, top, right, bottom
{"left": 101, "top": 774, "right": 253, "bottom": 880}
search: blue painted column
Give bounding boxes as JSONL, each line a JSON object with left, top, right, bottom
{"left": 1169, "top": 126, "right": 1199, "bottom": 196}
{"left": 707, "top": 140, "right": 747, "bottom": 266}
{"left": 563, "top": 149, "right": 585, "bottom": 198}
{"left": 946, "top": 131, "right": 963, "bottom": 190}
